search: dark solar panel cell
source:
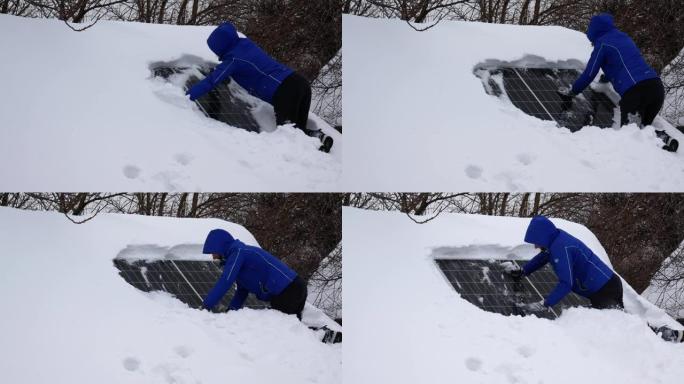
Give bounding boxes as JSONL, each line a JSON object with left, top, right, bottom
{"left": 435, "top": 259, "right": 590, "bottom": 319}
{"left": 114, "top": 259, "right": 268, "bottom": 310}
{"left": 481, "top": 67, "right": 617, "bottom": 132}
{"left": 152, "top": 65, "right": 261, "bottom": 133}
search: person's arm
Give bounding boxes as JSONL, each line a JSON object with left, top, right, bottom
{"left": 543, "top": 251, "right": 573, "bottom": 307}
{"left": 186, "top": 58, "right": 236, "bottom": 101}
{"left": 203, "top": 249, "right": 244, "bottom": 310}
{"left": 522, "top": 250, "right": 550, "bottom": 276}
{"left": 229, "top": 286, "right": 249, "bottom": 310}
{"left": 571, "top": 43, "right": 606, "bottom": 95}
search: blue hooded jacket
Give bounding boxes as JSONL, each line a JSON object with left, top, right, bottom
{"left": 202, "top": 229, "right": 297, "bottom": 310}
{"left": 186, "top": 22, "right": 294, "bottom": 104}
{"left": 522, "top": 216, "right": 614, "bottom": 307}
{"left": 571, "top": 13, "right": 658, "bottom": 97}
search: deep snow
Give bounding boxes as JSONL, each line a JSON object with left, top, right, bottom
{"left": 0, "top": 207, "right": 341, "bottom": 384}
{"left": 0, "top": 15, "right": 341, "bottom": 191}
{"left": 343, "top": 207, "right": 684, "bottom": 384}
{"left": 342, "top": 15, "right": 684, "bottom": 191}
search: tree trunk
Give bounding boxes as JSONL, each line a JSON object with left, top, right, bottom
{"left": 157, "top": 193, "right": 168, "bottom": 216}
{"left": 177, "top": 193, "right": 188, "bottom": 217}
{"left": 532, "top": 193, "right": 541, "bottom": 215}
{"left": 177, "top": 0, "right": 189, "bottom": 24}
{"left": 532, "top": 0, "right": 541, "bottom": 25}
{"left": 189, "top": 0, "right": 199, "bottom": 24}
{"left": 157, "top": 0, "right": 167, "bottom": 23}
{"left": 499, "top": 0, "right": 510, "bottom": 24}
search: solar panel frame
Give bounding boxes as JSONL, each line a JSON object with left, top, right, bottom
{"left": 152, "top": 65, "right": 261, "bottom": 133}
{"left": 481, "top": 67, "right": 617, "bottom": 132}
{"left": 435, "top": 259, "right": 591, "bottom": 319}
{"left": 113, "top": 259, "right": 269, "bottom": 310}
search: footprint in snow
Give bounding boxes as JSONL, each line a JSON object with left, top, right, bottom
{"left": 516, "top": 153, "right": 534, "bottom": 166}
{"left": 465, "top": 357, "right": 483, "bottom": 371}
{"left": 122, "top": 357, "right": 141, "bottom": 372}
{"left": 516, "top": 345, "right": 535, "bottom": 358}
{"left": 465, "top": 165, "right": 483, "bottom": 179}
{"left": 173, "top": 153, "right": 193, "bottom": 166}
{"left": 173, "top": 345, "right": 193, "bottom": 359}
{"left": 123, "top": 165, "right": 141, "bottom": 179}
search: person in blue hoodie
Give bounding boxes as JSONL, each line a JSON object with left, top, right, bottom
{"left": 558, "top": 13, "right": 678, "bottom": 152}
{"left": 186, "top": 22, "right": 333, "bottom": 152}
{"left": 508, "top": 215, "right": 684, "bottom": 343}
{"left": 201, "top": 228, "right": 308, "bottom": 319}
{"left": 508, "top": 215, "right": 623, "bottom": 311}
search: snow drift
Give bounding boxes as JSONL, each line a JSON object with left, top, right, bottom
{"left": 0, "top": 207, "right": 341, "bottom": 384}
{"left": 0, "top": 15, "right": 341, "bottom": 191}
{"left": 343, "top": 207, "right": 684, "bottom": 384}
{"left": 342, "top": 15, "right": 684, "bottom": 191}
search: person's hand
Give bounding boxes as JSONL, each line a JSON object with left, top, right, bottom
{"left": 503, "top": 263, "right": 524, "bottom": 282}
{"left": 216, "top": 304, "right": 228, "bottom": 312}
{"left": 519, "top": 300, "right": 547, "bottom": 312}
{"left": 508, "top": 269, "right": 523, "bottom": 282}
{"left": 557, "top": 86, "right": 575, "bottom": 111}
{"left": 557, "top": 86, "right": 575, "bottom": 98}
{"left": 186, "top": 78, "right": 212, "bottom": 101}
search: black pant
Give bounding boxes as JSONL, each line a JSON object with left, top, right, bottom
{"left": 270, "top": 276, "right": 308, "bottom": 320}
{"left": 588, "top": 274, "right": 624, "bottom": 309}
{"left": 272, "top": 72, "right": 312, "bottom": 133}
{"left": 619, "top": 78, "right": 665, "bottom": 127}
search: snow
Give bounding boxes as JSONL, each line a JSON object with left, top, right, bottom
{"left": 343, "top": 207, "right": 684, "bottom": 384}
{"left": 342, "top": 15, "right": 684, "bottom": 191}
{"left": 643, "top": 241, "right": 684, "bottom": 319}
{"left": 0, "top": 15, "right": 341, "bottom": 191}
{"left": 0, "top": 207, "right": 341, "bottom": 383}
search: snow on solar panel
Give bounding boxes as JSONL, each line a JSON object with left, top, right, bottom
{"left": 152, "top": 66, "right": 261, "bottom": 132}
{"left": 479, "top": 67, "right": 617, "bottom": 132}
{"left": 435, "top": 259, "right": 590, "bottom": 319}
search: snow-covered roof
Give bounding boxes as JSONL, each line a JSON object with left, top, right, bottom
{"left": 0, "top": 14, "right": 341, "bottom": 191}
{"left": 0, "top": 207, "right": 340, "bottom": 383}
{"left": 343, "top": 207, "right": 684, "bottom": 384}
{"left": 343, "top": 15, "right": 684, "bottom": 191}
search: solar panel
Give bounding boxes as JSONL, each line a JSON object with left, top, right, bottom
{"left": 480, "top": 67, "right": 617, "bottom": 132}
{"left": 113, "top": 259, "right": 268, "bottom": 310}
{"left": 152, "top": 66, "right": 261, "bottom": 132}
{"left": 435, "top": 259, "right": 590, "bottom": 319}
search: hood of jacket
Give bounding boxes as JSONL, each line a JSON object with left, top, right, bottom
{"left": 586, "top": 13, "right": 616, "bottom": 43}
{"left": 207, "top": 22, "right": 240, "bottom": 59}
{"left": 524, "top": 215, "right": 560, "bottom": 249}
{"left": 202, "top": 229, "right": 236, "bottom": 255}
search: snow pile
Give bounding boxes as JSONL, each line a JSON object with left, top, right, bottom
{"left": 0, "top": 207, "right": 341, "bottom": 383}
{"left": 343, "top": 15, "right": 684, "bottom": 191}
{"left": 343, "top": 207, "right": 684, "bottom": 384}
{"left": 0, "top": 15, "right": 341, "bottom": 191}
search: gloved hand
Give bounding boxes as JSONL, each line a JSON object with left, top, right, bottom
{"left": 599, "top": 74, "right": 610, "bottom": 84}
{"left": 508, "top": 268, "right": 524, "bottom": 282}
{"left": 186, "top": 78, "right": 213, "bottom": 101}
{"left": 557, "top": 86, "right": 575, "bottom": 111}
{"left": 503, "top": 262, "right": 524, "bottom": 282}
{"left": 213, "top": 304, "right": 229, "bottom": 313}
{"left": 521, "top": 300, "right": 547, "bottom": 312}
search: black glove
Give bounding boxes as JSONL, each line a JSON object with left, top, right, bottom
{"left": 510, "top": 269, "right": 523, "bottom": 281}
{"left": 557, "top": 86, "right": 575, "bottom": 111}
{"left": 521, "top": 300, "right": 547, "bottom": 312}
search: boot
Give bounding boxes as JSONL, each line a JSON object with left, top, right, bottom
{"left": 656, "top": 130, "right": 679, "bottom": 152}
